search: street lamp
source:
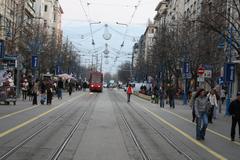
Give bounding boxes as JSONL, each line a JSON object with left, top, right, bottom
{"left": 89, "top": 21, "right": 101, "bottom": 46}
{"left": 116, "top": 22, "right": 128, "bottom": 48}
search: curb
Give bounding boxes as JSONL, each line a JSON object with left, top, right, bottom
{"left": 134, "top": 92, "right": 151, "bottom": 101}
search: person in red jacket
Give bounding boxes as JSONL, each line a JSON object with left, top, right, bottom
{"left": 127, "top": 84, "right": 133, "bottom": 102}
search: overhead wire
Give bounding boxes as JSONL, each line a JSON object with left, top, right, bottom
{"left": 78, "top": 0, "right": 96, "bottom": 49}
{"left": 110, "top": 0, "right": 143, "bottom": 73}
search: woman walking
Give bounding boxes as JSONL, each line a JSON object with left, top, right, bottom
{"left": 194, "top": 89, "right": 211, "bottom": 140}
{"left": 32, "top": 80, "right": 39, "bottom": 105}
{"left": 127, "top": 84, "right": 133, "bottom": 102}
{"left": 207, "top": 90, "right": 218, "bottom": 123}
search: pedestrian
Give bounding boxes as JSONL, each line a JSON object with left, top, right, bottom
{"left": 40, "top": 80, "right": 47, "bottom": 105}
{"left": 220, "top": 88, "right": 226, "bottom": 105}
{"left": 57, "top": 78, "right": 64, "bottom": 99}
{"left": 229, "top": 91, "right": 240, "bottom": 141}
{"left": 159, "top": 86, "right": 165, "bottom": 108}
{"left": 127, "top": 84, "right": 133, "bottom": 102}
{"left": 21, "top": 79, "right": 29, "bottom": 101}
{"left": 167, "top": 85, "right": 175, "bottom": 109}
{"left": 68, "top": 81, "right": 73, "bottom": 96}
{"left": 207, "top": 90, "right": 218, "bottom": 123}
{"left": 27, "top": 80, "right": 33, "bottom": 101}
{"left": 189, "top": 90, "right": 198, "bottom": 122}
{"left": 83, "top": 81, "right": 88, "bottom": 91}
{"left": 194, "top": 89, "right": 211, "bottom": 140}
{"left": 32, "top": 80, "right": 39, "bottom": 105}
{"left": 46, "top": 85, "right": 53, "bottom": 105}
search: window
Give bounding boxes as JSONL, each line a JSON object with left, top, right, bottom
{"left": 53, "top": 13, "right": 56, "bottom": 22}
{"left": 44, "top": 5, "right": 48, "bottom": 12}
{"left": 44, "top": 20, "right": 47, "bottom": 28}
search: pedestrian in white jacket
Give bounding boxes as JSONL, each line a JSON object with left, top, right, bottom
{"left": 207, "top": 90, "right": 218, "bottom": 123}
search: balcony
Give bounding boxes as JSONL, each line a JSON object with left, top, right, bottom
{"left": 25, "top": 2, "right": 35, "bottom": 17}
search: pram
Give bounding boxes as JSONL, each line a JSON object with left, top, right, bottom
{"left": 40, "top": 94, "right": 47, "bottom": 105}
{"left": 151, "top": 93, "right": 159, "bottom": 104}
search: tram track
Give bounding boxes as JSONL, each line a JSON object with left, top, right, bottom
{"left": 111, "top": 93, "right": 151, "bottom": 160}
{"left": 49, "top": 93, "right": 98, "bottom": 160}
{"left": 112, "top": 91, "right": 193, "bottom": 160}
{"left": 0, "top": 93, "right": 98, "bottom": 160}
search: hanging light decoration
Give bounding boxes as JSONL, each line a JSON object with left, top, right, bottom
{"left": 103, "top": 43, "right": 109, "bottom": 55}
{"left": 103, "top": 24, "right": 112, "bottom": 40}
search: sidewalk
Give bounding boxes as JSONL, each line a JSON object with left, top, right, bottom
{"left": 134, "top": 93, "right": 235, "bottom": 141}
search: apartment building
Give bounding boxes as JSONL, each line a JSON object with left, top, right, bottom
{"left": 0, "top": 0, "right": 18, "bottom": 56}
{"left": 165, "top": 0, "right": 184, "bottom": 23}
{"left": 143, "top": 21, "right": 156, "bottom": 63}
{"left": 154, "top": 0, "right": 168, "bottom": 27}
{"left": 184, "top": 0, "right": 203, "bottom": 18}
{"left": 35, "top": 0, "right": 63, "bottom": 45}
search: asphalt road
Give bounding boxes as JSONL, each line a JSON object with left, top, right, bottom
{"left": 0, "top": 89, "right": 239, "bottom": 160}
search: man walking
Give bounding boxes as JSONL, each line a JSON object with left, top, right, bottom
{"left": 159, "top": 87, "right": 165, "bottom": 108}
{"left": 194, "top": 89, "right": 210, "bottom": 140}
{"left": 229, "top": 92, "right": 240, "bottom": 141}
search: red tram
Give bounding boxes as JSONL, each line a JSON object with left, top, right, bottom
{"left": 89, "top": 71, "right": 103, "bottom": 92}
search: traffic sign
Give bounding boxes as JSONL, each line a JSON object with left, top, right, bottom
{"left": 224, "top": 63, "right": 235, "bottom": 82}
{"left": 218, "top": 77, "right": 224, "bottom": 85}
{"left": 197, "top": 77, "right": 205, "bottom": 82}
{"left": 204, "top": 70, "right": 212, "bottom": 78}
{"left": 183, "top": 62, "right": 190, "bottom": 74}
{"left": 32, "top": 55, "right": 38, "bottom": 68}
{"left": 198, "top": 67, "right": 205, "bottom": 75}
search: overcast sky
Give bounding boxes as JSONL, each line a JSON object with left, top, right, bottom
{"left": 59, "top": 0, "right": 160, "bottom": 74}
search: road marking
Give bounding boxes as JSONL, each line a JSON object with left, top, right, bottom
{"left": 0, "top": 95, "right": 81, "bottom": 138}
{"left": 161, "top": 108, "right": 240, "bottom": 146}
{"left": 141, "top": 107, "right": 227, "bottom": 160}
{"left": 0, "top": 105, "right": 40, "bottom": 120}
{"left": 0, "top": 93, "right": 84, "bottom": 121}
{"left": 132, "top": 94, "right": 240, "bottom": 146}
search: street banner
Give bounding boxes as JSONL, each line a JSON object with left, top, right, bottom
{"left": 32, "top": 55, "right": 38, "bottom": 68}
{"left": 0, "top": 40, "right": 4, "bottom": 59}
{"left": 183, "top": 62, "right": 190, "bottom": 74}
{"left": 224, "top": 63, "right": 235, "bottom": 82}
{"left": 56, "top": 65, "right": 61, "bottom": 75}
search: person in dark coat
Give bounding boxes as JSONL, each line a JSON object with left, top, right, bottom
{"left": 46, "top": 81, "right": 53, "bottom": 105}
{"left": 57, "top": 78, "right": 64, "bottom": 99}
{"left": 229, "top": 91, "right": 240, "bottom": 141}
{"left": 159, "top": 86, "right": 165, "bottom": 108}
{"left": 68, "top": 81, "right": 73, "bottom": 96}
{"left": 82, "top": 81, "right": 87, "bottom": 91}
{"left": 167, "top": 85, "right": 176, "bottom": 109}
{"left": 40, "top": 80, "right": 47, "bottom": 104}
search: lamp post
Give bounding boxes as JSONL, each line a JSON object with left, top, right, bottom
{"left": 225, "top": 26, "right": 234, "bottom": 115}
{"left": 116, "top": 22, "right": 133, "bottom": 80}
{"left": 89, "top": 21, "right": 101, "bottom": 70}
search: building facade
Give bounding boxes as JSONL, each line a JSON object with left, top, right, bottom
{"left": 0, "top": 0, "right": 18, "bottom": 56}
{"left": 34, "top": 0, "right": 63, "bottom": 45}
